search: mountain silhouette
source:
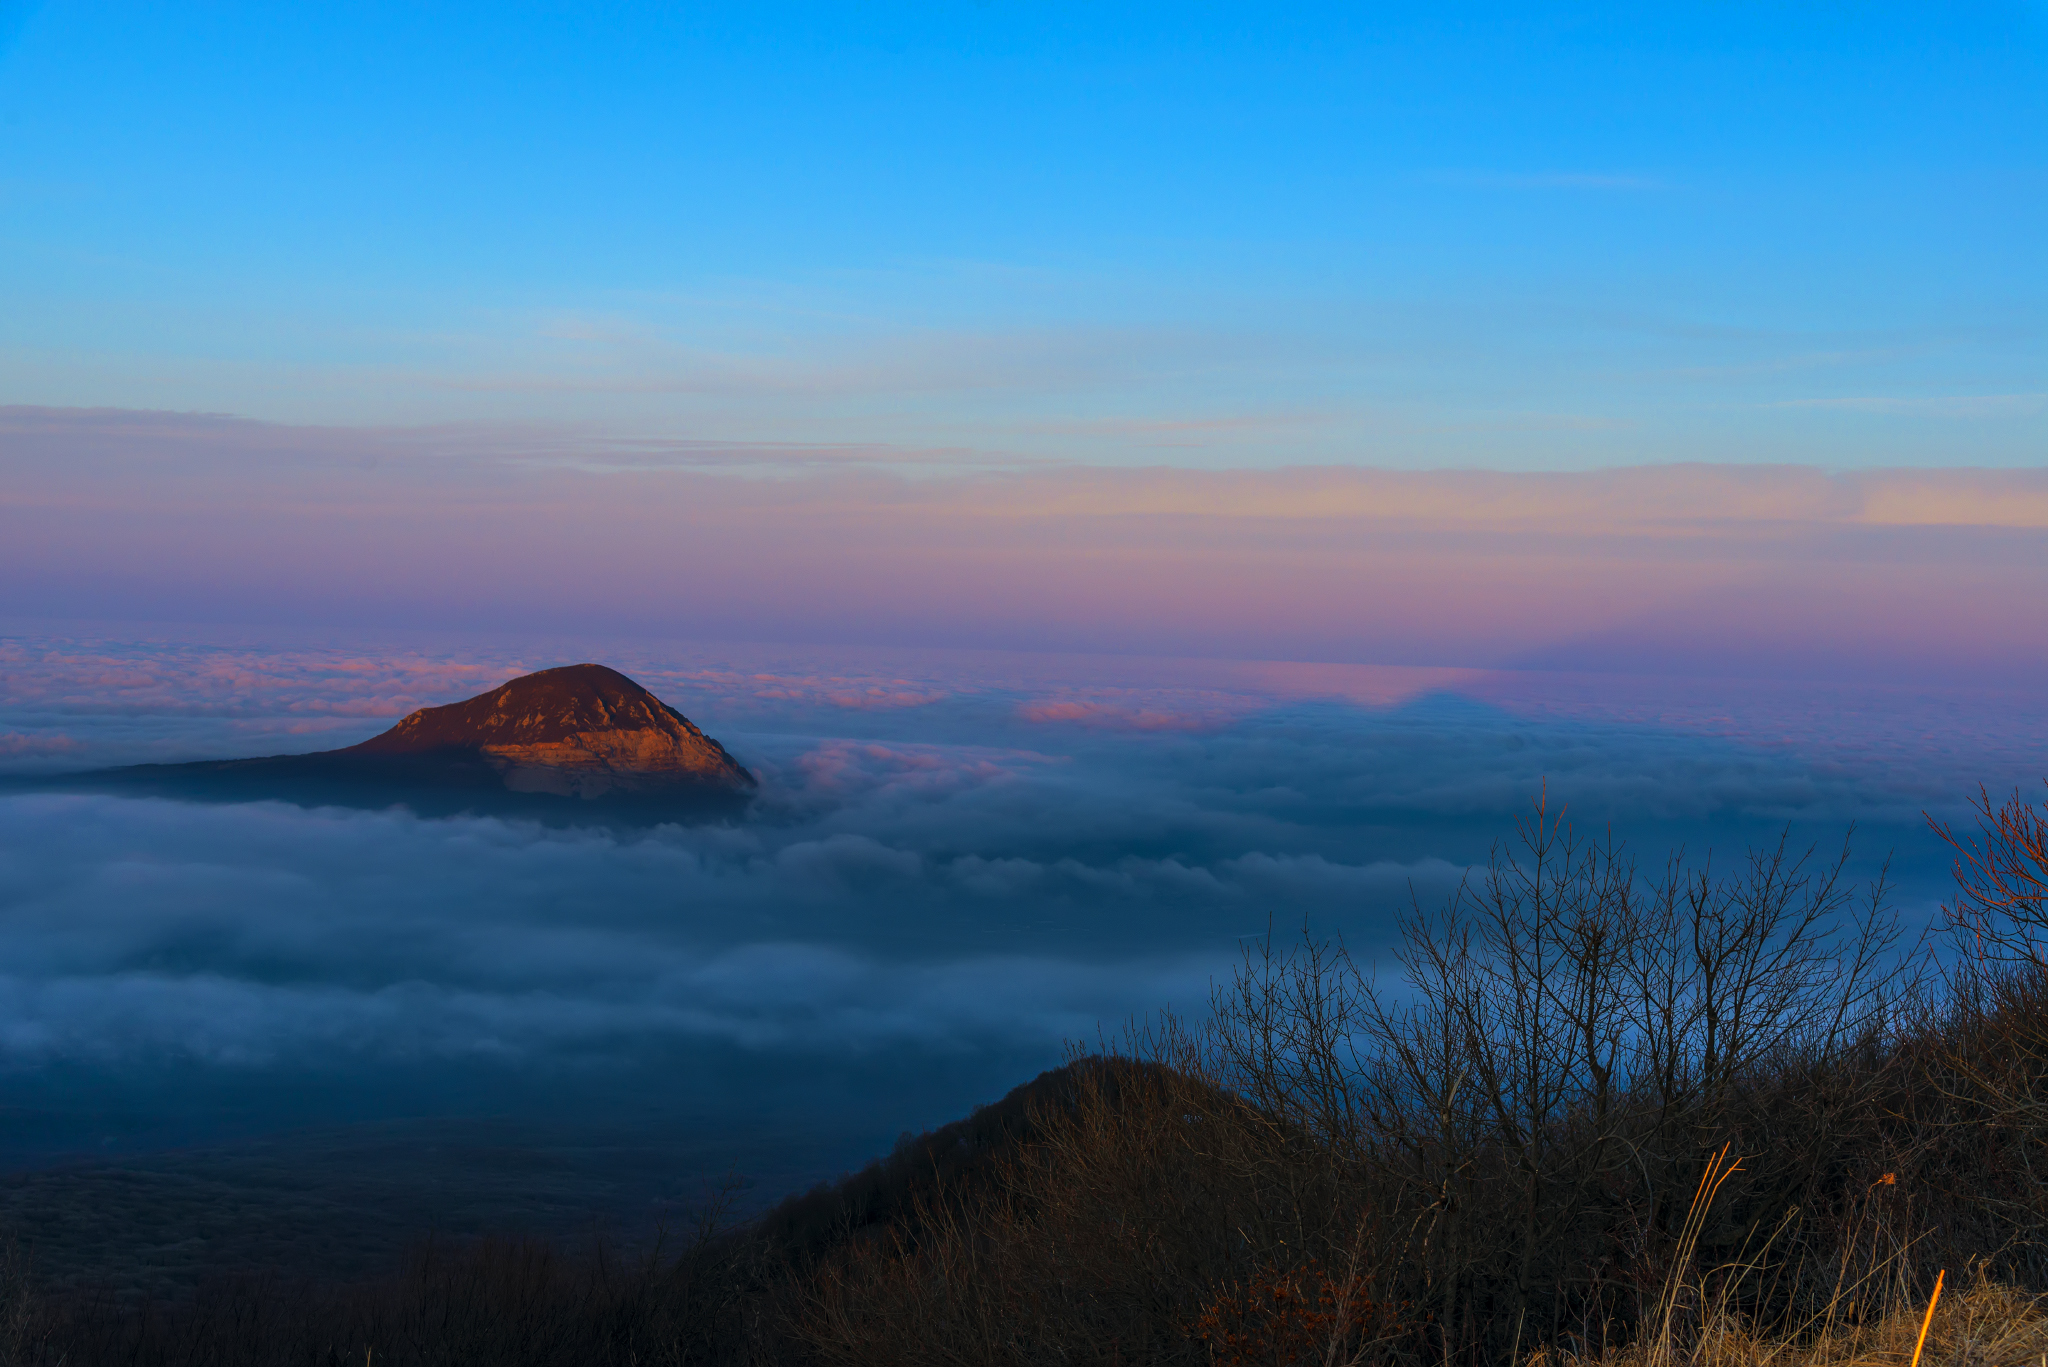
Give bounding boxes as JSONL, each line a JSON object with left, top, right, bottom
{"left": 26, "top": 664, "right": 756, "bottom": 824}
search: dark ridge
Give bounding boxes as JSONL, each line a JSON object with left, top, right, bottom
{"left": 753, "top": 1056, "right": 1208, "bottom": 1266}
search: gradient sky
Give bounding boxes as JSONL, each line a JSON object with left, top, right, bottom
{"left": 3, "top": 2, "right": 2043, "bottom": 469}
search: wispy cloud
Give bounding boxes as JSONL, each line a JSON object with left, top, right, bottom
{"left": 1774, "top": 393, "right": 2047, "bottom": 419}
{"left": 1664, "top": 346, "right": 1929, "bottom": 381}
{"left": 1428, "top": 170, "right": 1669, "bottom": 191}
{"left": 1003, "top": 412, "right": 1339, "bottom": 445}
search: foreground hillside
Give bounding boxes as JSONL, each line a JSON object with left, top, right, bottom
{"left": 9, "top": 788, "right": 2048, "bottom": 1367}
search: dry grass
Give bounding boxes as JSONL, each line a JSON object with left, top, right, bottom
{"left": 1544, "top": 1273, "right": 2048, "bottom": 1367}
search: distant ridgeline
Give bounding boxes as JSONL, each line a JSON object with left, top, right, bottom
{"left": 24, "top": 664, "right": 757, "bottom": 824}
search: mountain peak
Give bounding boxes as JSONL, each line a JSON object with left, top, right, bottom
{"left": 347, "top": 664, "right": 754, "bottom": 798}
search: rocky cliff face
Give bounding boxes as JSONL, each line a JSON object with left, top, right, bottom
{"left": 345, "top": 664, "right": 754, "bottom": 799}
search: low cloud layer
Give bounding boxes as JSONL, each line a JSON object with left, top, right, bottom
{"left": 6, "top": 408, "right": 2047, "bottom": 683}
{"left": 0, "top": 632, "right": 2037, "bottom": 1170}
{"left": 4, "top": 631, "right": 2031, "bottom": 1123}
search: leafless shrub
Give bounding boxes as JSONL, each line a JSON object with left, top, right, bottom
{"left": 1169, "top": 795, "right": 1920, "bottom": 1365}
{"left": 1931, "top": 784, "right": 2048, "bottom": 973}
{"left": 793, "top": 796, "right": 1940, "bottom": 1367}
{"left": 0, "top": 1237, "right": 44, "bottom": 1367}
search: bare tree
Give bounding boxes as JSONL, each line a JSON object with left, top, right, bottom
{"left": 1931, "top": 783, "right": 2048, "bottom": 971}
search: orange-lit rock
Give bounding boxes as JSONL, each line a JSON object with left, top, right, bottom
{"left": 346, "top": 663, "right": 754, "bottom": 798}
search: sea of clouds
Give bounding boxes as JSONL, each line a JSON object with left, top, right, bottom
{"left": 1, "top": 630, "right": 2043, "bottom": 1183}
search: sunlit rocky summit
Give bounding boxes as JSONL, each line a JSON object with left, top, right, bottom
{"left": 44, "top": 664, "right": 756, "bottom": 823}
{"left": 347, "top": 664, "right": 754, "bottom": 797}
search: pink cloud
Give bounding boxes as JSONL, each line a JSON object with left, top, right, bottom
{"left": 1016, "top": 700, "right": 1228, "bottom": 731}
{"left": 4, "top": 408, "right": 2045, "bottom": 688}
{"left": 0, "top": 731, "right": 84, "bottom": 758}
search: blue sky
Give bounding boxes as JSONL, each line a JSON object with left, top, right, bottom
{"left": 1, "top": 2, "right": 2043, "bottom": 467}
